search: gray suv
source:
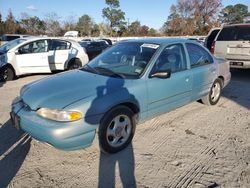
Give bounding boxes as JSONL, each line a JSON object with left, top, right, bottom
{"left": 212, "top": 24, "right": 250, "bottom": 69}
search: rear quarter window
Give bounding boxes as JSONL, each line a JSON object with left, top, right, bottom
{"left": 217, "top": 25, "right": 250, "bottom": 41}
{"left": 186, "top": 43, "right": 214, "bottom": 68}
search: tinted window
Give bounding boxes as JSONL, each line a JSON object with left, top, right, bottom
{"left": 217, "top": 27, "right": 236, "bottom": 41}
{"left": 186, "top": 43, "right": 213, "bottom": 68}
{"left": 237, "top": 26, "right": 250, "bottom": 40}
{"left": 208, "top": 29, "right": 220, "bottom": 41}
{"left": 5, "top": 36, "right": 20, "bottom": 41}
{"left": 217, "top": 25, "right": 250, "bottom": 41}
{"left": 152, "top": 44, "right": 187, "bottom": 73}
{"left": 51, "top": 40, "right": 71, "bottom": 50}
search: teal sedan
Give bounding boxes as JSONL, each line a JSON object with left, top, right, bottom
{"left": 11, "top": 38, "right": 231, "bottom": 153}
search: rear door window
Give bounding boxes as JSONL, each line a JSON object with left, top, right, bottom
{"left": 50, "top": 40, "right": 71, "bottom": 50}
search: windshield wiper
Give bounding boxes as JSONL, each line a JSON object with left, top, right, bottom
{"left": 94, "top": 67, "right": 125, "bottom": 78}
{"left": 81, "top": 64, "right": 98, "bottom": 74}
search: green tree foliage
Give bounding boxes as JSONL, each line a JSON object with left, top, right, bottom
{"left": 148, "top": 28, "right": 158, "bottom": 36}
{"left": 91, "top": 24, "right": 101, "bottom": 37}
{"left": 76, "top": 14, "right": 94, "bottom": 36}
{"left": 102, "top": 0, "right": 125, "bottom": 36}
{"left": 220, "top": 4, "right": 250, "bottom": 24}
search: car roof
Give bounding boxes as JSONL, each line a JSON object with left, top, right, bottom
{"left": 223, "top": 23, "right": 250, "bottom": 28}
{"left": 20, "top": 36, "right": 79, "bottom": 43}
{"left": 1, "top": 34, "right": 29, "bottom": 36}
{"left": 119, "top": 38, "right": 189, "bottom": 45}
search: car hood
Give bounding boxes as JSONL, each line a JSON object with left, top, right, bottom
{"left": 21, "top": 70, "right": 123, "bottom": 110}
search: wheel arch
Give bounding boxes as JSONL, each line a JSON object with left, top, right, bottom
{"left": 1, "top": 63, "right": 16, "bottom": 76}
{"left": 218, "top": 76, "right": 224, "bottom": 87}
{"left": 65, "top": 57, "right": 82, "bottom": 69}
{"left": 100, "top": 101, "right": 140, "bottom": 125}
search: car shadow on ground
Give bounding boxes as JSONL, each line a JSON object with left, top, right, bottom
{"left": 222, "top": 69, "right": 250, "bottom": 110}
{"left": 0, "top": 75, "right": 6, "bottom": 87}
{"left": 0, "top": 81, "right": 5, "bottom": 87}
{"left": 98, "top": 144, "right": 136, "bottom": 188}
{"left": 0, "top": 120, "right": 31, "bottom": 187}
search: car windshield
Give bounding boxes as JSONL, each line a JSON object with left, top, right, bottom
{"left": 81, "top": 41, "right": 159, "bottom": 79}
{"left": 0, "top": 38, "right": 26, "bottom": 54}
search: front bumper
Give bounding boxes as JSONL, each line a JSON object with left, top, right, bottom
{"left": 11, "top": 99, "right": 97, "bottom": 151}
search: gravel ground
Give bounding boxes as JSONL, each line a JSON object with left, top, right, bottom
{"left": 0, "top": 69, "right": 250, "bottom": 188}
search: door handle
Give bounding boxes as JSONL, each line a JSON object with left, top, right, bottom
{"left": 185, "top": 77, "right": 189, "bottom": 82}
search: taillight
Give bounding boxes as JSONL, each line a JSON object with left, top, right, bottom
{"left": 210, "top": 41, "right": 215, "bottom": 54}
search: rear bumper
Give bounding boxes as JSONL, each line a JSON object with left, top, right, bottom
{"left": 223, "top": 72, "right": 231, "bottom": 88}
{"left": 229, "top": 60, "right": 250, "bottom": 69}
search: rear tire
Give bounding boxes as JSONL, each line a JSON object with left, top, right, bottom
{"left": 201, "top": 78, "right": 222, "bottom": 105}
{"left": 98, "top": 106, "right": 136, "bottom": 154}
{"left": 67, "top": 59, "right": 82, "bottom": 70}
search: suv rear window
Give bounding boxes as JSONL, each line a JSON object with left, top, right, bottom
{"left": 2, "top": 35, "right": 20, "bottom": 41}
{"left": 217, "top": 25, "right": 250, "bottom": 41}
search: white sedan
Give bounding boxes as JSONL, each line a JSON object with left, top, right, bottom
{"left": 0, "top": 37, "right": 89, "bottom": 81}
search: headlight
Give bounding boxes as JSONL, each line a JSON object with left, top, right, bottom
{"left": 37, "top": 108, "right": 82, "bottom": 122}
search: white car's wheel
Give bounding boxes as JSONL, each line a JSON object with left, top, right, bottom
{"left": 1, "top": 66, "right": 15, "bottom": 81}
{"left": 68, "top": 59, "right": 82, "bottom": 70}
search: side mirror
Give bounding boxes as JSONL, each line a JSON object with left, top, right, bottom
{"left": 150, "top": 69, "right": 171, "bottom": 79}
{"left": 15, "top": 49, "right": 22, "bottom": 55}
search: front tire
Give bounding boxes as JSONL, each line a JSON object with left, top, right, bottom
{"left": 98, "top": 106, "right": 136, "bottom": 154}
{"left": 1, "top": 66, "right": 15, "bottom": 81}
{"left": 201, "top": 78, "right": 222, "bottom": 105}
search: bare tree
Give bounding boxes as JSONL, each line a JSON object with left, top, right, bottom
{"left": 5, "top": 9, "right": 18, "bottom": 34}
{"left": 193, "top": 0, "right": 222, "bottom": 34}
{"left": 44, "top": 12, "right": 62, "bottom": 36}
{"left": 63, "top": 14, "right": 77, "bottom": 32}
{"left": 162, "top": 0, "right": 222, "bottom": 36}
{"left": 20, "top": 13, "right": 46, "bottom": 35}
